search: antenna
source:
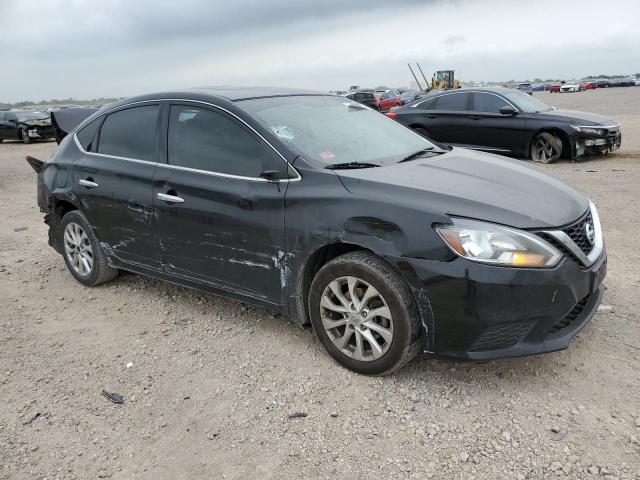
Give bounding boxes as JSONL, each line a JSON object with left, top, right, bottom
{"left": 407, "top": 64, "right": 423, "bottom": 91}
{"left": 416, "top": 63, "right": 430, "bottom": 91}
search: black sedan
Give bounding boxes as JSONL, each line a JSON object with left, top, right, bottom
{"left": 387, "top": 88, "right": 621, "bottom": 163}
{"left": 0, "top": 110, "right": 55, "bottom": 144}
{"left": 29, "top": 87, "right": 606, "bottom": 374}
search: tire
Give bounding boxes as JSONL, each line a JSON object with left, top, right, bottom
{"left": 21, "top": 128, "right": 31, "bottom": 144}
{"left": 530, "top": 132, "right": 562, "bottom": 164}
{"left": 58, "top": 210, "right": 118, "bottom": 286}
{"left": 308, "top": 251, "right": 422, "bottom": 375}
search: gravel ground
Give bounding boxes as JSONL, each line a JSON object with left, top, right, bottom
{"left": 2, "top": 87, "right": 640, "bottom": 479}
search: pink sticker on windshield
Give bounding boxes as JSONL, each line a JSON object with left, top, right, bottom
{"left": 319, "top": 150, "right": 335, "bottom": 160}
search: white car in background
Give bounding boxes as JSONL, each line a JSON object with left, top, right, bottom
{"left": 560, "top": 82, "right": 582, "bottom": 93}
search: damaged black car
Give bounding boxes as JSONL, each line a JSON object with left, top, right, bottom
{"left": 0, "top": 110, "right": 54, "bottom": 143}
{"left": 28, "top": 88, "right": 606, "bottom": 375}
{"left": 387, "top": 88, "right": 622, "bottom": 163}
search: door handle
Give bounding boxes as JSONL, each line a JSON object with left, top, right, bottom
{"left": 157, "top": 192, "right": 184, "bottom": 203}
{"left": 79, "top": 179, "right": 99, "bottom": 188}
{"left": 469, "top": 115, "right": 483, "bottom": 120}
{"left": 426, "top": 114, "right": 438, "bottom": 118}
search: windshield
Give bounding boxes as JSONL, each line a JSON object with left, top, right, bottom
{"left": 15, "top": 111, "right": 49, "bottom": 121}
{"left": 500, "top": 90, "right": 551, "bottom": 113}
{"left": 240, "top": 95, "right": 435, "bottom": 166}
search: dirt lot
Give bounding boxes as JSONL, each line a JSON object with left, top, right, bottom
{"left": 1, "top": 88, "right": 640, "bottom": 479}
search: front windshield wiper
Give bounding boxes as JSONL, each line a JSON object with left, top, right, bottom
{"left": 398, "top": 147, "right": 435, "bottom": 163}
{"left": 325, "top": 161, "right": 381, "bottom": 170}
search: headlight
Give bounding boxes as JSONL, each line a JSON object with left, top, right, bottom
{"left": 434, "top": 219, "right": 562, "bottom": 268}
{"left": 572, "top": 126, "right": 604, "bottom": 136}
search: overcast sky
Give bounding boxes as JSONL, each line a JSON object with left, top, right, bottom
{"left": 1, "top": 0, "right": 638, "bottom": 102}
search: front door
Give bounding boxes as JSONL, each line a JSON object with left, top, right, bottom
{"left": 465, "top": 92, "right": 527, "bottom": 153}
{"left": 74, "top": 104, "right": 162, "bottom": 269}
{"left": 153, "top": 102, "right": 289, "bottom": 304}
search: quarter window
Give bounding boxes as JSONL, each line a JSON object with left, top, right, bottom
{"left": 168, "top": 105, "right": 264, "bottom": 177}
{"left": 474, "top": 93, "right": 511, "bottom": 113}
{"left": 76, "top": 118, "right": 102, "bottom": 152}
{"left": 434, "top": 93, "right": 470, "bottom": 111}
{"left": 98, "top": 105, "right": 159, "bottom": 161}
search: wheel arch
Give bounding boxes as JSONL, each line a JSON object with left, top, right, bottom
{"left": 48, "top": 196, "right": 81, "bottom": 253}
{"left": 526, "top": 127, "right": 573, "bottom": 160}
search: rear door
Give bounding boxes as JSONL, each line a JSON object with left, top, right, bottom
{"left": 465, "top": 92, "right": 527, "bottom": 153}
{"left": 74, "top": 104, "right": 162, "bottom": 269}
{"left": 153, "top": 102, "right": 289, "bottom": 304}
{"left": 425, "top": 92, "right": 474, "bottom": 145}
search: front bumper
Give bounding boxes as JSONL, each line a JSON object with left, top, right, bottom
{"left": 394, "top": 250, "right": 607, "bottom": 360}
{"left": 574, "top": 130, "right": 621, "bottom": 158}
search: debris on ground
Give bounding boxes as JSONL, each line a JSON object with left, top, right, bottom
{"left": 22, "top": 412, "right": 42, "bottom": 426}
{"left": 101, "top": 390, "right": 124, "bottom": 404}
{"left": 288, "top": 412, "right": 307, "bottom": 419}
{"left": 13, "top": 226, "right": 28, "bottom": 232}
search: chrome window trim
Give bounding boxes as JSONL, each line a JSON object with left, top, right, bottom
{"left": 73, "top": 98, "right": 301, "bottom": 183}
{"left": 471, "top": 91, "right": 519, "bottom": 113}
{"left": 543, "top": 200, "right": 604, "bottom": 268}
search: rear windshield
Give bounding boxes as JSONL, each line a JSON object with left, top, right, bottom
{"left": 240, "top": 95, "right": 434, "bottom": 166}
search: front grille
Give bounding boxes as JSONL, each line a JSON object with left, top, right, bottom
{"left": 470, "top": 320, "right": 535, "bottom": 351}
{"left": 548, "top": 296, "right": 589, "bottom": 334}
{"left": 562, "top": 211, "right": 594, "bottom": 256}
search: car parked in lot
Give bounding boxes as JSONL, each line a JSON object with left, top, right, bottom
{"left": 29, "top": 87, "right": 606, "bottom": 374}
{"left": 342, "top": 90, "right": 380, "bottom": 111}
{"left": 581, "top": 81, "right": 596, "bottom": 90}
{"left": 386, "top": 88, "right": 621, "bottom": 162}
{"left": 376, "top": 90, "right": 401, "bottom": 112}
{"left": 595, "top": 79, "right": 610, "bottom": 88}
{"left": 560, "top": 83, "right": 582, "bottom": 93}
{"left": 517, "top": 83, "right": 533, "bottom": 95}
{"left": 0, "top": 110, "right": 54, "bottom": 143}
{"left": 549, "top": 83, "right": 561, "bottom": 93}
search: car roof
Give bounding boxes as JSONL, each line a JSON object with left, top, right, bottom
{"left": 189, "top": 86, "right": 325, "bottom": 101}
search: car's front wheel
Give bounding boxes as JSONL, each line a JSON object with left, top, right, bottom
{"left": 531, "top": 132, "right": 562, "bottom": 163}
{"left": 308, "top": 251, "right": 421, "bottom": 375}
{"left": 58, "top": 210, "right": 119, "bottom": 286}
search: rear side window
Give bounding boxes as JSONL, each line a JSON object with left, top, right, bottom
{"left": 76, "top": 118, "right": 102, "bottom": 152}
{"left": 434, "top": 93, "right": 469, "bottom": 111}
{"left": 416, "top": 98, "right": 435, "bottom": 109}
{"left": 0, "top": 113, "right": 5, "bottom": 121}
{"left": 474, "top": 93, "right": 511, "bottom": 113}
{"left": 168, "top": 105, "right": 264, "bottom": 177}
{"left": 98, "top": 105, "right": 159, "bottom": 161}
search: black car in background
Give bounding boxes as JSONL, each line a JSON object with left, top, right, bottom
{"left": 341, "top": 90, "right": 380, "bottom": 111}
{"left": 387, "top": 88, "right": 621, "bottom": 163}
{"left": 29, "top": 88, "right": 606, "bottom": 374}
{"left": 0, "top": 110, "right": 54, "bottom": 143}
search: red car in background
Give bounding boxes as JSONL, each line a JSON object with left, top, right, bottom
{"left": 376, "top": 90, "right": 401, "bottom": 111}
{"left": 549, "top": 84, "right": 561, "bottom": 93}
{"left": 581, "top": 81, "right": 596, "bottom": 90}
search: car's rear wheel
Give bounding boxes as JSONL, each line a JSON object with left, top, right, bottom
{"left": 308, "top": 251, "right": 421, "bottom": 375}
{"left": 531, "top": 132, "right": 562, "bottom": 163}
{"left": 59, "top": 210, "right": 118, "bottom": 286}
{"left": 21, "top": 128, "right": 31, "bottom": 144}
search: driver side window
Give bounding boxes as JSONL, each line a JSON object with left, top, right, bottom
{"left": 474, "top": 93, "right": 511, "bottom": 113}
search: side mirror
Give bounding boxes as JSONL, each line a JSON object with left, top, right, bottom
{"left": 499, "top": 106, "right": 518, "bottom": 115}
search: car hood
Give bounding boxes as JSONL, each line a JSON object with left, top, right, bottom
{"left": 20, "top": 118, "right": 52, "bottom": 127}
{"left": 335, "top": 148, "right": 588, "bottom": 229}
{"left": 536, "top": 109, "right": 617, "bottom": 126}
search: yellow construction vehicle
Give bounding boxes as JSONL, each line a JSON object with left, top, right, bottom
{"left": 431, "top": 70, "right": 460, "bottom": 90}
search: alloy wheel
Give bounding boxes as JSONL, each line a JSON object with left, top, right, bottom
{"left": 532, "top": 134, "right": 561, "bottom": 163}
{"left": 320, "top": 276, "right": 394, "bottom": 361}
{"left": 63, "top": 222, "right": 94, "bottom": 276}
